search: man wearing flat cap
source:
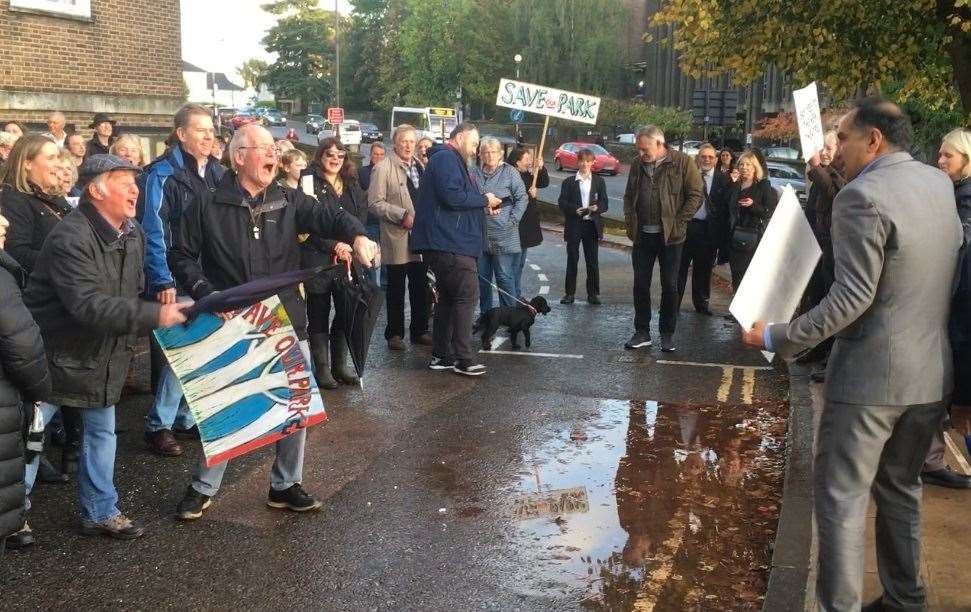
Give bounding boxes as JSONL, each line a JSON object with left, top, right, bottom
{"left": 85, "top": 112, "right": 116, "bottom": 160}
{"left": 24, "top": 155, "right": 191, "bottom": 540}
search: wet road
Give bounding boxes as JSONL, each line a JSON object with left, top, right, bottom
{"left": 538, "top": 169, "right": 629, "bottom": 223}
{"left": 1, "top": 233, "right": 788, "bottom": 610}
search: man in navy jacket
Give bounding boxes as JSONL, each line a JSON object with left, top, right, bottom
{"left": 411, "top": 123, "right": 502, "bottom": 376}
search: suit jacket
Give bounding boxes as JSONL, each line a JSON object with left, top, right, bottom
{"left": 558, "top": 174, "right": 609, "bottom": 241}
{"left": 698, "top": 169, "right": 732, "bottom": 243}
{"left": 769, "top": 152, "right": 962, "bottom": 406}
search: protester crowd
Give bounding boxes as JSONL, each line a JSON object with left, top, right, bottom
{"left": 1, "top": 99, "right": 970, "bottom": 612}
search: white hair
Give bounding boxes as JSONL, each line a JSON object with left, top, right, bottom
{"left": 228, "top": 124, "right": 269, "bottom": 172}
{"left": 478, "top": 136, "right": 502, "bottom": 152}
{"left": 636, "top": 125, "right": 665, "bottom": 144}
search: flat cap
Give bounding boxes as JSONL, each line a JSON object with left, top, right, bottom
{"left": 77, "top": 154, "right": 140, "bottom": 188}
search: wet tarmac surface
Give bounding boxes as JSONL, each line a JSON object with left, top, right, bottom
{"left": 0, "top": 232, "right": 789, "bottom": 611}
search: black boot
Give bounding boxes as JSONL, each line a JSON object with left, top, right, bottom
{"left": 310, "top": 333, "right": 339, "bottom": 390}
{"left": 331, "top": 334, "right": 360, "bottom": 386}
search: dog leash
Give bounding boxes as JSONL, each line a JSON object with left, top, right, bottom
{"left": 477, "top": 274, "right": 538, "bottom": 316}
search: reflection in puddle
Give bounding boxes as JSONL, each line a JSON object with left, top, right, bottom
{"left": 508, "top": 398, "right": 787, "bottom": 610}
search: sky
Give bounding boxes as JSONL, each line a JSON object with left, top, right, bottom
{"left": 181, "top": 0, "right": 353, "bottom": 82}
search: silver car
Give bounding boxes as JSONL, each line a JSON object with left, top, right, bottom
{"left": 765, "top": 161, "right": 807, "bottom": 203}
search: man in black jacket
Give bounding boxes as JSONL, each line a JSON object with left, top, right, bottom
{"left": 25, "top": 155, "right": 190, "bottom": 541}
{"left": 169, "top": 124, "right": 377, "bottom": 521}
{"left": 677, "top": 143, "right": 731, "bottom": 315}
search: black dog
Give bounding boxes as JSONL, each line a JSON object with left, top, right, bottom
{"left": 476, "top": 296, "right": 551, "bottom": 350}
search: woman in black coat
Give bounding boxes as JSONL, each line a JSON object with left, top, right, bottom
{"left": 508, "top": 147, "right": 549, "bottom": 298}
{"left": 557, "top": 148, "right": 608, "bottom": 304}
{"left": 726, "top": 152, "right": 778, "bottom": 291}
{"left": 0, "top": 134, "right": 72, "bottom": 274}
{"left": 301, "top": 138, "right": 369, "bottom": 389}
{"left": 0, "top": 218, "right": 52, "bottom": 551}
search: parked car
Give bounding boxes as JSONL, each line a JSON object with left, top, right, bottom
{"left": 317, "top": 119, "right": 362, "bottom": 146}
{"left": 765, "top": 161, "right": 807, "bottom": 203}
{"left": 616, "top": 133, "right": 635, "bottom": 144}
{"left": 553, "top": 142, "right": 621, "bottom": 175}
{"left": 261, "top": 109, "right": 287, "bottom": 127}
{"left": 763, "top": 146, "right": 801, "bottom": 161}
{"left": 216, "top": 107, "right": 236, "bottom": 129}
{"left": 360, "top": 122, "right": 384, "bottom": 143}
{"left": 305, "top": 114, "right": 325, "bottom": 134}
{"left": 231, "top": 111, "right": 262, "bottom": 130}
{"left": 671, "top": 140, "right": 702, "bottom": 157}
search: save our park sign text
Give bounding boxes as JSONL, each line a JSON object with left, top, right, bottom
{"left": 495, "top": 78, "right": 601, "bottom": 189}
{"left": 495, "top": 78, "right": 601, "bottom": 125}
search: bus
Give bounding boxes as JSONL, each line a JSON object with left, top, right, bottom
{"left": 389, "top": 106, "right": 458, "bottom": 143}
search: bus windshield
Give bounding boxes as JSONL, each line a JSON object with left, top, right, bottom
{"left": 390, "top": 108, "right": 429, "bottom": 132}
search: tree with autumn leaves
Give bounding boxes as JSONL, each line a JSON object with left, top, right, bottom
{"left": 650, "top": 0, "right": 971, "bottom": 120}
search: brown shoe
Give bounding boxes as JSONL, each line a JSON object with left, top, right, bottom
{"left": 79, "top": 514, "right": 145, "bottom": 540}
{"left": 412, "top": 333, "right": 433, "bottom": 346}
{"left": 144, "top": 429, "right": 183, "bottom": 457}
{"left": 387, "top": 336, "right": 406, "bottom": 351}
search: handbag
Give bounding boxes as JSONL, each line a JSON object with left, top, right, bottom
{"left": 730, "top": 225, "right": 761, "bottom": 253}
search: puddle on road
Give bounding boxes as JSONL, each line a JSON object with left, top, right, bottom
{"left": 507, "top": 398, "right": 788, "bottom": 610}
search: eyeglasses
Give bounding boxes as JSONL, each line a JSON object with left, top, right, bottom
{"left": 324, "top": 151, "right": 347, "bottom": 160}
{"left": 239, "top": 144, "right": 277, "bottom": 156}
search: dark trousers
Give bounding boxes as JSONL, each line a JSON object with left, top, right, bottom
{"left": 307, "top": 290, "right": 338, "bottom": 335}
{"left": 424, "top": 251, "right": 478, "bottom": 364}
{"left": 729, "top": 248, "right": 756, "bottom": 292}
{"left": 677, "top": 219, "right": 716, "bottom": 310}
{"left": 385, "top": 261, "right": 429, "bottom": 340}
{"left": 565, "top": 221, "right": 600, "bottom": 297}
{"left": 632, "top": 233, "right": 683, "bottom": 335}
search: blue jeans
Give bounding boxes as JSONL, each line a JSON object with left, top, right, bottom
{"left": 190, "top": 341, "right": 312, "bottom": 497}
{"left": 477, "top": 252, "right": 519, "bottom": 315}
{"left": 24, "top": 401, "right": 60, "bottom": 512}
{"left": 77, "top": 405, "right": 121, "bottom": 523}
{"left": 145, "top": 365, "right": 195, "bottom": 433}
{"left": 511, "top": 249, "right": 528, "bottom": 299}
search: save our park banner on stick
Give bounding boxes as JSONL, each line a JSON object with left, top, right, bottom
{"left": 154, "top": 295, "right": 326, "bottom": 467}
{"left": 792, "top": 81, "right": 825, "bottom": 161}
{"left": 495, "top": 78, "right": 601, "bottom": 189}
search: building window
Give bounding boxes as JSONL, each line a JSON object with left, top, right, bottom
{"left": 10, "top": 0, "right": 91, "bottom": 20}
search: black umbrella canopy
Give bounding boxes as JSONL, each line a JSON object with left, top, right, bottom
{"left": 186, "top": 265, "right": 339, "bottom": 318}
{"left": 332, "top": 261, "right": 384, "bottom": 383}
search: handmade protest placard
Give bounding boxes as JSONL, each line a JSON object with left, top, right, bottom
{"left": 792, "top": 81, "right": 825, "bottom": 161}
{"left": 729, "top": 186, "right": 821, "bottom": 362}
{"left": 495, "top": 78, "right": 601, "bottom": 126}
{"left": 154, "top": 295, "right": 326, "bottom": 466}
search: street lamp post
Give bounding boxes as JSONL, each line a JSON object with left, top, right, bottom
{"left": 334, "top": 0, "right": 340, "bottom": 108}
{"left": 514, "top": 53, "right": 522, "bottom": 80}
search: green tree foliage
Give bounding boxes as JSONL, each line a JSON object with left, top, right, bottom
{"left": 342, "top": 0, "right": 631, "bottom": 115}
{"left": 261, "top": 0, "right": 338, "bottom": 105}
{"left": 599, "top": 99, "right": 693, "bottom": 139}
{"left": 238, "top": 58, "right": 269, "bottom": 90}
{"left": 650, "top": 0, "right": 971, "bottom": 118}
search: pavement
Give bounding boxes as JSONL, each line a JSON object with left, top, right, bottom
{"left": 792, "top": 376, "right": 971, "bottom": 611}
{"left": 0, "top": 229, "right": 793, "bottom": 610}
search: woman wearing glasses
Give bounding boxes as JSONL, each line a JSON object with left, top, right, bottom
{"left": 301, "top": 137, "right": 369, "bottom": 388}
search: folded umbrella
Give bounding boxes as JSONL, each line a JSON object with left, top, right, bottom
{"left": 186, "top": 265, "right": 340, "bottom": 318}
{"left": 332, "top": 261, "right": 384, "bottom": 386}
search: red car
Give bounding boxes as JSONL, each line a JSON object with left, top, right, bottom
{"left": 231, "top": 111, "right": 262, "bottom": 130}
{"left": 553, "top": 143, "right": 620, "bottom": 175}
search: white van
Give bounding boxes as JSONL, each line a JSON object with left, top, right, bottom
{"left": 317, "top": 119, "right": 362, "bottom": 146}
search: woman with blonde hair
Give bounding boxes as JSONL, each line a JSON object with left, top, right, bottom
{"left": 726, "top": 150, "right": 778, "bottom": 290}
{"left": 109, "top": 133, "right": 144, "bottom": 167}
{"left": 277, "top": 148, "right": 309, "bottom": 190}
{"left": 51, "top": 147, "right": 80, "bottom": 199}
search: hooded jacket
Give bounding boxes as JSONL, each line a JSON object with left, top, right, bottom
{"left": 410, "top": 144, "right": 488, "bottom": 259}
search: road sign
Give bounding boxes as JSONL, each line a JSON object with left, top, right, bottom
{"left": 327, "top": 107, "right": 344, "bottom": 124}
{"left": 428, "top": 107, "right": 455, "bottom": 118}
{"left": 509, "top": 109, "right": 525, "bottom": 122}
{"left": 691, "top": 89, "right": 738, "bottom": 127}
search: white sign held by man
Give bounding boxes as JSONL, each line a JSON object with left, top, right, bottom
{"left": 792, "top": 81, "right": 825, "bottom": 161}
{"left": 495, "top": 78, "right": 601, "bottom": 125}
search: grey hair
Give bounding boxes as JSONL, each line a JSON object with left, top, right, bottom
{"left": 228, "top": 124, "right": 265, "bottom": 172}
{"left": 478, "top": 136, "right": 502, "bottom": 152}
{"left": 392, "top": 124, "right": 416, "bottom": 143}
{"left": 636, "top": 125, "right": 665, "bottom": 143}
{"left": 449, "top": 122, "right": 478, "bottom": 140}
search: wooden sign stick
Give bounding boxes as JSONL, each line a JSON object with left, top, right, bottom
{"left": 531, "top": 115, "right": 551, "bottom": 191}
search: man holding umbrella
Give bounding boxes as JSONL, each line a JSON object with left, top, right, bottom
{"left": 168, "top": 124, "right": 378, "bottom": 520}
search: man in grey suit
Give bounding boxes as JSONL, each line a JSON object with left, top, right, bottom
{"left": 744, "top": 98, "right": 962, "bottom": 612}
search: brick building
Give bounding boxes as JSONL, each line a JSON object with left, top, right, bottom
{"left": 0, "top": 0, "right": 184, "bottom": 135}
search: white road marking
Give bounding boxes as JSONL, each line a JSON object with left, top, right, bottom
{"left": 536, "top": 273, "right": 548, "bottom": 281}
{"left": 741, "top": 368, "right": 756, "bottom": 404}
{"left": 656, "top": 360, "right": 773, "bottom": 371}
{"left": 539, "top": 285, "right": 550, "bottom": 295}
{"left": 480, "top": 350, "right": 584, "bottom": 359}
{"left": 490, "top": 335, "right": 508, "bottom": 350}
{"left": 717, "top": 367, "right": 733, "bottom": 403}
{"left": 529, "top": 264, "right": 541, "bottom": 271}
